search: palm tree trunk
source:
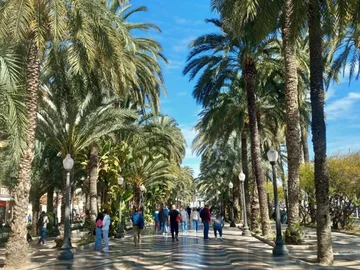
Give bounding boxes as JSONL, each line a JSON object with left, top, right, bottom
{"left": 243, "top": 60, "right": 270, "bottom": 236}
{"left": 251, "top": 180, "right": 260, "bottom": 231}
{"left": 47, "top": 186, "right": 54, "bottom": 213}
{"left": 241, "top": 129, "right": 251, "bottom": 226}
{"left": 300, "top": 117, "right": 310, "bottom": 163}
{"left": 282, "top": 0, "right": 301, "bottom": 239}
{"left": 309, "top": 0, "right": 333, "bottom": 265}
{"left": 5, "top": 37, "right": 41, "bottom": 268}
{"left": 233, "top": 174, "right": 241, "bottom": 222}
{"left": 31, "top": 198, "right": 40, "bottom": 236}
{"left": 89, "top": 142, "right": 99, "bottom": 223}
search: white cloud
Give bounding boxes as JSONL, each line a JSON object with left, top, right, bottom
{"left": 173, "top": 16, "right": 205, "bottom": 26}
{"left": 176, "top": 91, "right": 188, "bottom": 97}
{"left": 172, "top": 37, "right": 195, "bottom": 53}
{"left": 325, "top": 91, "right": 360, "bottom": 120}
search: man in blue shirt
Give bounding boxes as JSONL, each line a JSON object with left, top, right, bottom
{"left": 132, "top": 207, "right": 144, "bottom": 245}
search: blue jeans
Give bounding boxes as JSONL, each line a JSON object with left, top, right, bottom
{"left": 203, "top": 221, "right": 209, "bottom": 239}
{"left": 94, "top": 228, "right": 102, "bottom": 250}
{"left": 181, "top": 221, "right": 187, "bottom": 232}
{"left": 214, "top": 225, "right": 222, "bottom": 238}
{"left": 192, "top": 220, "right": 198, "bottom": 231}
{"left": 161, "top": 222, "right": 169, "bottom": 233}
{"left": 39, "top": 227, "right": 46, "bottom": 244}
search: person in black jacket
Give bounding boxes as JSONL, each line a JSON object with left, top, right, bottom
{"left": 158, "top": 207, "right": 166, "bottom": 234}
{"left": 168, "top": 204, "right": 180, "bottom": 241}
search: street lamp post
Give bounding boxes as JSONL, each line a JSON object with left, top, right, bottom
{"left": 58, "top": 154, "right": 74, "bottom": 260}
{"left": 267, "top": 148, "right": 288, "bottom": 256}
{"left": 117, "top": 176, "right": 125, "bottom": 238}
{"left": 238, "top": 172, "right": 251, "bottom": 236}
{"left": 228, "top": 182, "right": 236, "bottom": 227}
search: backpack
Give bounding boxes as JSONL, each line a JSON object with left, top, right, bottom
{"left": 38, "top": 216, "right": 44, "bottom": 227}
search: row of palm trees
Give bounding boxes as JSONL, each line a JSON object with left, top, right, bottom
{"left": 0, "top": 1, "right": 193, "bottom": 268}
{"left": 186, "top": 0, "right": 360, "bottom": 265}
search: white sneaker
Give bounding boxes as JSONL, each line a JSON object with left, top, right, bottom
{"left": 103, "top": 247, "right": 109, "bottom": 252}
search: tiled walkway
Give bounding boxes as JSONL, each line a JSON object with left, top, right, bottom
{"left": 25, "top": 227, "right": 306, "bottom": 270}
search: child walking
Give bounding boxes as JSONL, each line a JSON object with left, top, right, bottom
{"left": 213, "top": 214, "right": 224, "bottom": 241}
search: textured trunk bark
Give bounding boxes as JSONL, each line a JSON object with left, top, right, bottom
{"left": 233, "top": 174, "right": 241, "bottom": 223}
{"left": 251, "top": 180, "right": 260, "bottom": 231}
{"left": 282, "top": 0, "right": 301, "bottom": 235}
{"left": 31, "top": 199, "right": 40, "bottom": 236}
{"left": 309, "top": 0, "right": 333, "bottom": 265}
{"left": 5, "top": 38, "right": 41, "bottom": 268}
{"left": 47, "top": 186, "right": 54, "bottom": 213}
{"left": 241, "top": 130, "right": 251, "bottom": 226}
{"left": 89, "top": 143, "right": 99, "bottom": 223}
{"left": 300, "top": 116, "right": 310, "bottom": 163}
{"left": 243, "top": 60, "right": 270, "bottom": 236}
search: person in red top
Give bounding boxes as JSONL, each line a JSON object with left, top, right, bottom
{"left": 200, "top": 204, "right": 211, "bottom": 239}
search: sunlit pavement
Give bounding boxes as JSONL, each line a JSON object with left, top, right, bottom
{"left": 23, "top": 226, "right": 308, "bottom": 270}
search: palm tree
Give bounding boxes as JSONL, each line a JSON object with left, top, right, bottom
{"left": 308, "top": 0, "right": 334, "bottom": 264}
{"left": 184, "top": 19, "right": 283, "bottom": 235}
{"left": 0, "top": 1, "right": 135, "bottom": 265}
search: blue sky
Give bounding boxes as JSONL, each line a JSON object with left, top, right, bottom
{"left": 130, "top": 0, "right": 360, "bottom": 177}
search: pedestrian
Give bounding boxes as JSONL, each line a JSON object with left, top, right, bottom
{"left": 213, "top": 214, "right": 224, "bottom": 241}
{"left": 168, "top": 204, "right": 181, "bottom": 242}
{"left": 158, "top": 207, "right": 166, "bottom": 234}
{"left": 186, "top": 206, "right": 191, "bottom": 218}
{"left": 201, "top": 204, "right": 211, "bottom": 240}
{"left": 163, "top": 205, "right": 170, "bottom": 234}
{"left": 132, "top": 207, "right": 144, "bottom": 245}
{"left": 179, "top": 206, "right": 189, "bottom": 233}
{"left": 38, "top": 211, "right": 49, "bottom": 246}
{"left": 102, "top": 210, "right": 111, "bottom": 252}
{"left": 190, "top": 207, "right": 199, "bottom": 232}
{"left": 94, "top": 213, "right": 103, "bottom": 251}
{"left": 153, "top": 209, "right": 160, "bottom": 232}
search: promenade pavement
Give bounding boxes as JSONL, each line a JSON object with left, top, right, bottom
{"left": 21, "top": 226, "right": 306, "bottom": 270}
{"left": 1, "top": 225, "right": 359, "bottom": 269}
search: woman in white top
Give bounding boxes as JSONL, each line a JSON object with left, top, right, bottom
{"left": 190, "top": 208, "right": 200, "bottom": 232}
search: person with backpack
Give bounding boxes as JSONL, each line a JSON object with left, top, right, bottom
{"left": 132, "top": 207, "right": 144, "bottom": 245}
{"left": 94, "top": 213, "right": 103, "bottom": 251}
{"left": 168, "top": 204, "right": 181, "bottom": 242}
{"left": 38, "top": 211, "right": 49, "bottom": 246}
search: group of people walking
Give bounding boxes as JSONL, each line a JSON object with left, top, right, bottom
{"left": 154, "top": 204, "right": 224, "bottom": 241}
{"left": 93, "top": 204, "right": 225, "bottom": 252}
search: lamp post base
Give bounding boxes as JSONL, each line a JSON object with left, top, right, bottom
{"left": 58, "top": 248, "right": 74, "bottom": 260}
{"left": 242, "top": 226, "right": 251, "bottom": 236}
{"left": 272, "top": 243, "right": 289, "bottom": 256}
{"left": 230, "top": 221, "right": 236, "bottom": 227}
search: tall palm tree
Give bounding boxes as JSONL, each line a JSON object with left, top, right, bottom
{"left": 0, "top": 1, "right": 135, "bottom": 265}
{"left": 183, "top": 19, "right": 284, "bottom": 235}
